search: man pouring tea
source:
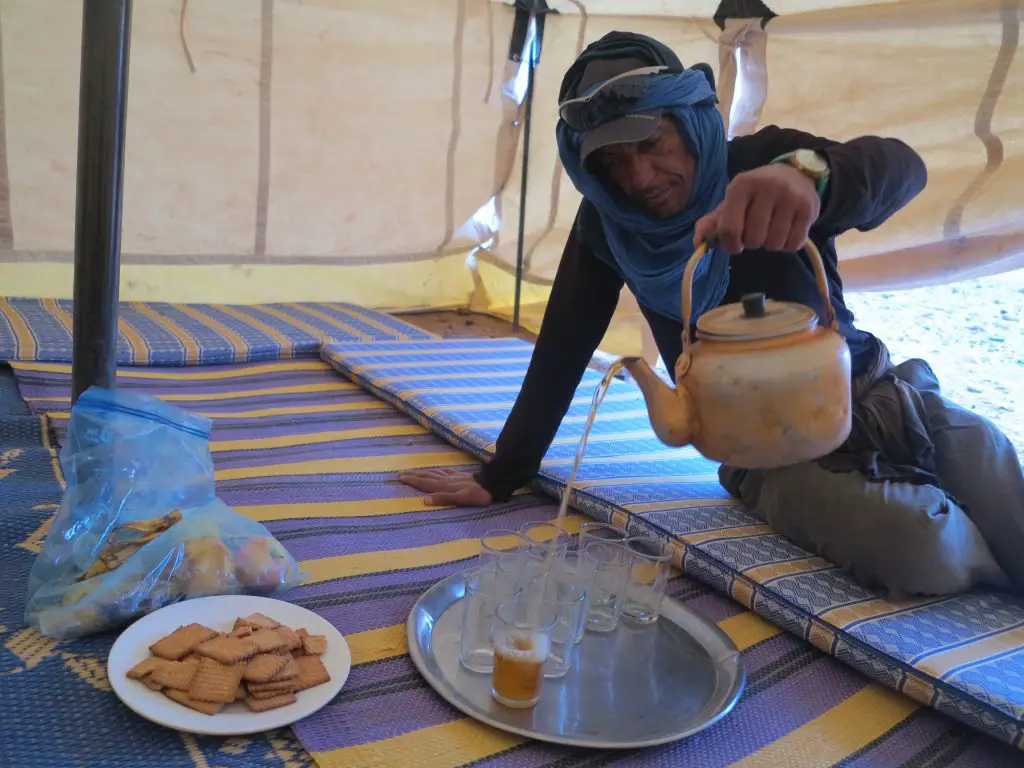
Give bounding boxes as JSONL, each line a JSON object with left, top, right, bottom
{"left": 401, "top": 32, "right": 1024, "bottom": 597}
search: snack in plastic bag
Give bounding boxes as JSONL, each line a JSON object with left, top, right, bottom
{"left": 24, "top": 386, "right": 304, "bottom": 639}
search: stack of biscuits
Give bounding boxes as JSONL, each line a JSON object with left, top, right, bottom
{"left": 126, "top": 612, "right": 331, "bottom": 714}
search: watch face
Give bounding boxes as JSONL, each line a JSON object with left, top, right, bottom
{"left": 794, "top": 149, "right": 828, "bottom": 176}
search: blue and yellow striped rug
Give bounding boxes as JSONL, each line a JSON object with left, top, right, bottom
{"left": 3, "top": 357, "right": 1022, "bottom": 766}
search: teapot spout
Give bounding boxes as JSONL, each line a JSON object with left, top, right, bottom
{"left": 620, "top": 357, "right": 694, "bottom": 448}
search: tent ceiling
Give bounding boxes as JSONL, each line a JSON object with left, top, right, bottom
{"left": 0, "top": 0, "right": 1019, "bottom": 353}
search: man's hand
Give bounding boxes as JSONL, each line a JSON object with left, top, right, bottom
{"left": 398, "top": 469, "right": 493, "bottom": 507}
{"left": 694, "top": 163, "right": 820, "bottom": 254}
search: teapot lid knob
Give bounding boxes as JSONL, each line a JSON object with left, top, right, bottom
{"left": 741, "top": 293, "right": 767, "bottom": 318}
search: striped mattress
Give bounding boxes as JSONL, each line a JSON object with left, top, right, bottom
{"left": 4, "top": 358, "right": 1022, "bottom": 766}
{"left": 321, "top": 336, "right": 1024, "bottom": 754}
{"left": 0, "top": 298, "right": 434, "bottom": 366}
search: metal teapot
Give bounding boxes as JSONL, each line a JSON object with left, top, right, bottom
{"left": 621, "top": 239, "right": 852, "bottom": 469}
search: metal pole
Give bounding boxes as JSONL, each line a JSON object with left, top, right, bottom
{"left": 512, "top": 26, "right": 535, "bottom": 333}
{"left": 71, "top": 0, "right": 133, "bottom": 403}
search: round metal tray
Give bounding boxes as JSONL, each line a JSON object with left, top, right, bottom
{"left": 407, "top": 569, "right": 745, "bottom": 750}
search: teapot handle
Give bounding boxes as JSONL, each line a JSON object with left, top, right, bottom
{"left": 681, "top": 237, "right": 838, "bottom": 347}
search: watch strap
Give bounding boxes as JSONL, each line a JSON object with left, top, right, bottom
{"left": 772, "top": 151, "right": 830, "bottom": 197}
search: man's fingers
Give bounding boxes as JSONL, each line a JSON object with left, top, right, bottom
{"left": 764, "top": 205, "right": 796, "bottom": 252}
{"left": 399, "top": 475, "right": 459, "bottom": 493}
{"left": 693, "top": 210, "right": 720, "bottom": 247}
{"left": 397, "top": 475, "right": 435, "bottom": 492}
{"left": 716, "top": 182, "right": 752, "bottom": 254}
{"left": 784, "top": 203, "right": 816, "bottom": 252}
{"left": 397, "top": 469, "right": 433, "bottom": 481}
{"left": 743, "top": 194, "right": 774, "bottom": 251}
{"left": 399, "top": 468, "right": 461, "bottom": 483}
{"left": 424, "top": 485, "right": 492, "bottom": 507}
{"left": 422, "top": 492, "right": 461, "bottom": 507}
{"left": 419, "top": 469, "right": 463, "bottom": 480}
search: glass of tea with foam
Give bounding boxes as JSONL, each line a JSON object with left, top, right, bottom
{"left": 490, "top": 597, "right": 557, "bottom": 709}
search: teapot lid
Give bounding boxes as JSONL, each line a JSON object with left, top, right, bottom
{"left": 696, "top": 293, "right": 818, "bottom": 341}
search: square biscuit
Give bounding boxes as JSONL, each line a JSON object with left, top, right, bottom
{"left": 249, "top": 685, "right": 297, "bottom": 699}
{"left": 149, "top": 623, "right": 219, "bottom": 660}
{"left": 195, "top": 635, "right": 257, "bottom": 664}
{"left": 243, "top": 653, "right": 290, "bottom": 683}
{"left": 142, "top": 676, "right": 164, "bottom": 691}
{"left": 247, "top": 676, "right": 299, "bottom": 695}
{"left": 165, "top": 688, "right": 224, "bottom": 715}
{"left": 293, "top": 655, "right": 331, "bottom": 692}
{"left": 245, "top": 692, "right": 296, "bottom": 712}
{"left": 127, "top": 656, "right": 164, "bottom": 680}
{"left": 275, "top": 626, "right": 303, "bottom": 652}
{"left": 238, "top": 613, "right": 280, "bottom": 630}
{"left": 149, "top": 659, "right": 199, "bottom": 691}
{"left": 249, "top": 629, "right": 290, "bottom": 654}
{"left": 269, "top": 655, "right": 299, "bottom": 681}
{"left": 301, "top": 634, "right": 328, "bottom": 656}
{"left": 189, "top": 657, "right": 244, "bottom": 704}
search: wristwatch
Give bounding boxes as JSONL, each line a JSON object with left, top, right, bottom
{"left": 772, "top": 149, "right": 830, "bottom": 197}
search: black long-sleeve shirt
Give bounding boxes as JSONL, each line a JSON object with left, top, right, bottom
{"left": 475, "top": 126, "right": 928, "bottom": 501}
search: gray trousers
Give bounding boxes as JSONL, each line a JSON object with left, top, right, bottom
{"left": 720, "top": 359, "right": 1024, "bottom": 596}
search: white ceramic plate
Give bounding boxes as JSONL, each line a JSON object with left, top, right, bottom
{"left": 108, "top": 595, "right": 351, "bottom": 736}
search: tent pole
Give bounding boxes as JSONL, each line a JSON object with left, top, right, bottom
{"left": 512, "top": 30, "right": 536, "bottom": 333}
{"left": 71, "top": 0, "right": 133, "bottom": 403}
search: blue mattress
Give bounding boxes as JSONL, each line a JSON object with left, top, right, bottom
{"left": 0, "top": 298, "right": 434, "bottom": 366}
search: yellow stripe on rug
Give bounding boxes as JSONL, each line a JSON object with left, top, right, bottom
{"left": 299, "top": 516, "right": 584, "bottom": 584}
{"left": 731, "top": 686, "right": 918, "bottom": 767}
{"left": 215, "top": 451, "right": 472, "bottom": 482}
{"left": 313, "top": 719, "right": 524, "bottom": 768}
{"left": 346, "top": 625, "right": 409, "bottom": 665}
{"left": 238, "top": 488, "right": 533, "bottom": 522}
{"left": 211, "top": 424, "right": 426, "bottom": 452}
{"left": 238, "top": 497, "right": 452, "bottom": 522}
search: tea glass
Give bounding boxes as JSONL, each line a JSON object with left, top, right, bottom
{"left": 622, "top": 535, "right": 672, "bottom": 625}
{"left": 580, "top": 540, "right": 630, "bottom": 633}
{"left": 490, "top": 597, "right": 557, "bottom": 709}
{"left": 459, "top": 567, "right": 522, "bottom": 673}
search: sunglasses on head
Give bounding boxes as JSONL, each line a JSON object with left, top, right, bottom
{"left": 558, "top": 65, "right": 680, "bottom": 132}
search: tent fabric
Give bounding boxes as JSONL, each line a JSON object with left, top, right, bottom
{"left": 0, "top": 298, "right": 433, "bottom": 365}
{"left": 323, "top": 335, "right": 1024, "bottom": 751}
{"left": 0, "top": 0, "right": 1019, "bottom": 357}
{"left": 8, "top": 357, "right": 1023, "bottom": 765}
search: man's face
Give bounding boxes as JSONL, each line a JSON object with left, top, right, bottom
{"left": 590, "top": 118, "right": 696, "bottom": 218}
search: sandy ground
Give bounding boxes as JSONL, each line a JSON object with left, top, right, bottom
{"left": 399, "top": 271, "right": 1024, "bottom": 455}
{"left": 847, "top": 270, "right": 1023, "bottom": 454}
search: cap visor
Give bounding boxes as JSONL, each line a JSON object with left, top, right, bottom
{"left": 580, "top": 111, "right": 662, "bottom": 164}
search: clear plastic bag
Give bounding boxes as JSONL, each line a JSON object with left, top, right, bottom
{"left": 24, "top": 386, "right": 304, "bottom": 639}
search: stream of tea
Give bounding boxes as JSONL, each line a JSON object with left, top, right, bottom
{"left": 525, "top": 359, "right": 626, "bottom": 624}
